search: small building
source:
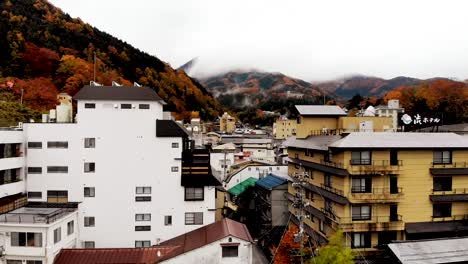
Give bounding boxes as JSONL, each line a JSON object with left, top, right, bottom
{"left": 295, "top": 105, "right": 347, "bottom": 138}
{"left": 375, "top": 99, "right": 405, "bottom": 130}
{"left": 210, "top": 143, "right": 236, "bottom": 182}
{"left": 219, "top": 112, "right": 236, "bottom": 134}
{"left": 273, "top": 116, "right": 297, "bottom": 140}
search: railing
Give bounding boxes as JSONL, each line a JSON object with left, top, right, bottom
{"left": 432, "top": 188, "right": 468, "bottom": 195}
{"left": 320, "top": 207, "right": 340, "bottom": 222}
{"left": 431, "top": 162, "right": 468, "bottom": 168}
{"left": 351, "top": 187, "right": 403, "bottom": 194}
{"left": 320, "top": 159, "right": 344, "bottom": 169}
{"left": 320, "top": 183, "right": 344, "bottom": 196}
{"left": 432, "top": 214, "right": 468, "bottom": 221}
{"left": 340, "top": 215, "right": 402, "bottom": 224}
{"left": 350, "top": 160, "right": 403, "bottom": 166}
{"left": 0, "top": 178, "right": 22, "bottom": 186}
{"left": 308, "top": 128, "right": 396, "bottom": 136}
{"left": 0, "top": 208, "right": 76, "bottom": 224}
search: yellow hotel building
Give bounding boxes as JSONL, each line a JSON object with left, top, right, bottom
{"left": 286, "top": 106, "right": 468, "bottom": 258}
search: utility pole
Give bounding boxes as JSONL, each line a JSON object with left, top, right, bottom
{"left": 292, "top": 165, "right": 310, "bottom": 264}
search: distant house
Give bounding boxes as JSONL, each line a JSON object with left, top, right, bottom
{"left": 53, "top": 218, "right": 255, "bottom": 264}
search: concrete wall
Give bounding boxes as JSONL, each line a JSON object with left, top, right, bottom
{"left": 296, "top": 117, "right": 338, "bottom": 139}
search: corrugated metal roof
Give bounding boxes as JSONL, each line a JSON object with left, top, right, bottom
{"left": 330, "top": 132, "right": 468, "bottom": 149}
{"left": 74, "top": 85, "right": 164, "bottom": 102}
{"left": 388, "top": 237, "right": 468, "bottom": 264}
{"left": 53, "top": 247, "right": 168, "bottom": 264}
{"left": 295, "top": 105, "right": 347, "bottom": 116}
{"left": 228, "top": 177, "right": 257, "bottom": 196}
{"left": 255, "top": 175, "right": 288, "bottom": 190}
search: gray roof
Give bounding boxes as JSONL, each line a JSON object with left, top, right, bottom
{"left": 74, "top": 85, "right": 165, "bottom": 102}
{"left": 388, "top": 237, "right": 468, "bottom": 264}
{"left": 295, "top": 105, "right": 347, "bottom": 116}
{"left": 329, "top": 132, "right": 468, "bottom": 149}
{"left": 419, "top": 123, "right": 468, "bottom": 132}
{"left": 284, "top": 136, "right": 342, "bottom": 151}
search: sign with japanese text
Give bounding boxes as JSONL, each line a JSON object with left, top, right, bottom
{"left": 398, "top": 112, "right": 443, "bottom": 130}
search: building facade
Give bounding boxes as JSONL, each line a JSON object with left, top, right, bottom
{"left": 273, "top": 117, "right": 297, "bottom": 140}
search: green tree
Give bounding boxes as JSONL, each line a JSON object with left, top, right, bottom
{"left": 313, "top": 230, "right": 354, "bottom": 264}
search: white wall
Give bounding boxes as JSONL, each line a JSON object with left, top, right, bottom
{"left": 211, "top": 152, "right": 235, "bottom": 181}
{"left": 0, "top": 130, "right": 26, "bottom": 199}
{"left": 225, "top": 165, "right": 288, "bottom": 190}
{"left": 161, "top": 236, "right": 252, "bottom": 264}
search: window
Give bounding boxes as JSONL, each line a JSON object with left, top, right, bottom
{"left": 84, "top": 162, "right": 95, "bottom": 173}
{"left": 135, "top": 241, "right": 151, "bottom": 248}
{"left": 351, "top": 151, "right": 371, "bottom": 165}
{"left": 352, "top": 233, "right": 371, "bottom": 248}
{"left": 84, "top": 217, "right": 95, "bottom": 227}
{"left": 185, "top": 187, "right": 204, "bottom": 201}
{"left": 27, "top": 142, "right": 42, "bottom": 149}
{"left": 222, "top": 245, "right": 239, "bottom": 257}
{"left": 84, "top": 241, "right": 95, "bottom": 248}
{"left": 324, "top": 174, "right": 332, "bottom": 188}
{"left": 165, "top": 215, "right": 172, "bottom": 226}
{"left": 26, "top": 261, "right": 43, "bottom": 264}
{"left": 67, "top": 221, "right": 74, "bottom": 235}
{"left": 54, "top": 227, "right": 61, "bottom": 244}
{"left": 27, "top": 167, "right": 42, "bottom": 174}
{"left": 433, "top": 203, "right": 452, "bottom": 218}
{"left": 352, "top": 205, "right": 371, "bottom": 220}
{"left": 84, "top": 103, "right": 95, "bottom": 109}
{"left": 11, "top": 232, "right": 42, "bottom": 247}
{"left": 171, "top": 166, "right": 179, "bottom": 172}
{"left": 433, "top": 177, "right": 452, "bottom": 192}
{"left": 47, "top": 166, "right": 68, "bottom": 173}
{"left": 47, "top": 141, "right": 68, "bottom": 149}
{"left": 135, "top": 196, "right": 151, "bottom": 202}
{"left": 294, "top": 153, "right": 299, "bottom": 159}
{"left": 7, "top": 260, "right": 23, "bottom": 264}
{"left": 172, "top": 142, "right": 179, "bottom": 148}
{"left": 84, "top": 138, "right": 96, "bottom": 148}
{"left": 351, "top": 177, "right": 371, "bottom": 193}
{"left": 47, "top": 190, "right": 68, "bottom": 203}
{"left": 136, "top": 187, "right": 151, "bottom": 194}
{"left": 28, "top": 192, "right": 42, "bottom": 199}
{"left": 305, "top": 149, "right": 314, "bottom": 157}
{"left": 324, "top": 199, "right": 333, "bottom": 213}
{"left": 185, "top": 212, "right": 203, "bottom": 225}
{"left": 135, "top": 214, "right": 151, "bottom": 221}
{"left": 84, "top": 187, "right": 95, "bottom": 197}
{"left": 433, "top": 150, "right": 452, "bottom": 164}
{"left": 135, "top": 226, "right": 151, "bottom": 231}
{"left": 319, "top": 220, "right": 324, "bottom": 233}
{"left": 139, "top": 104, "right": 150, "bottom": 109}
{"left": 121, "top": 103, "right": 132, "bottom": 109}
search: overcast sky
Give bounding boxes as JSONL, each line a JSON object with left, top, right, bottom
{"left": 49, "top": 0, "right": 468, "bottom": 81}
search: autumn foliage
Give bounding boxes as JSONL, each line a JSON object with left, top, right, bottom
{"left": 271, "top": 226, "right": 313, "bottom": 264}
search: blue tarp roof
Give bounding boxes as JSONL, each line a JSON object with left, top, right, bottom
{"left": 255, "top": 174, "right": 288, "bottom": 190}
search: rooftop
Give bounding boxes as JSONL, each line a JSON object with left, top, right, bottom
{"left": 74, "top": 85, "right": 165, "bottom": 102}
{"left": 295, "top": 105, "right": 347, "bottom": 116}
{"left": 228, "top": 177, "right": 258, "bottom": 196}
{"left": 255, "top": 174, "right": 288, "bottom": 190}
{"left": 284, "top": 136, "right": 342, "bottom": 151}
{"left": 330, "top": 132, "right": 468, "bottom": 149}
{"left": 0, "top": 207, "right": 76, "bottom": 224}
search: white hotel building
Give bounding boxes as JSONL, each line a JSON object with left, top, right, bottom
{"left": 0, "top": 85, "right": 221, "bottom": 264}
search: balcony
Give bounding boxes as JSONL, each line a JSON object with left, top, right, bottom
{"left": 430, "top": 162, "right": 468, "bottom": 176}
{"left": 430, "top": 188, "right": 468, "bottom": 202}
{"left": 348, "top": 160, "right": 402, "bottom": 175}
{"left": 350, "top": 187, "right": 404, "bottom": 203}
{"left": 287, "top": 157, "right": 349, "bottom": 177}
{"left": 297, "top": 180, "right": 348, "bottom": 204}
{"left": 339, "top": 215, "right": 404, "bottom": 232}
{"left": 431, "top": 214, "right": 468, "bottom": 222}
{"left": 181, "top": 148, "right": 220, "bottom": 187}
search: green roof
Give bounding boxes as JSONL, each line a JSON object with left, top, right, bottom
{"left": 228, "top": 177, "right": 258, "bottom": 196}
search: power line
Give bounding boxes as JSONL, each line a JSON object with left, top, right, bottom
{"left": 270, "top": 214, "right": 292, "bottom": 264}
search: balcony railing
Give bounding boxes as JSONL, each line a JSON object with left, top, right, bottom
{"left": 348, "top": 160, "right": 402, "bottom": 175}
{"left": 432, "top": 188, "right": 468, "bottom": 195}
{"left": 320, "top": 159, "right": 344, "bottom": 169}
{"left": 320, "top": 207, "right": 340, "bottom": 222}
{"left": 431, "top": 162, "right": 468, "bottom": 168}
{"left": 431, "top": 214, "right": 468, "bottom": 221}
{"left": 350, "top": 160, "right": 403, "bottom": 166}
{"left": 320, "top": 183, "right": 344, "bottom": 196}
{"left": 340, "top": 215, "right": 403, "bottom": 225}
{"left": 351, "top": 187, "right": 403, "bottom": 194}
{"left": 0, "top": 208, "right": 76, "bottom": 224}
{"left": 350, "top": 187, "right": 404, "bottom": 202}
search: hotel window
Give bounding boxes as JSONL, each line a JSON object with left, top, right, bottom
{"left": 84, "top": 138, "right": 96, "bottom": 148}
{"left": 135, "top": 214, "right": 151, "bottom": 221}
{"left": 165, "top": 215, "right": 172, "bottom": 226}
{"left": 47, "top": 141, "right": 68, "bottom": 149}
{"left": 27, "top": 167, "right": 42, "bottom": 174}
{"left": 352, "top": 205, "right": 371, "bottom": 220}
{"left": 84, "top": 103, "right": 95, "bottom": 109}
{"left": 28, "top": 192, "right": 42, "bottom": 199}
{"left": 324, "top": 174, "right": 332, "bottom": 188}
{"left": 121, "top": 103, "right": 132, "bottom": 109}
{"left": 135, "top": 226, "right": 151, "bottom": 231}
{"left": 352, "top": 233, "right": 371, "bottom": 248}
{"left": 351, "top": 177, "right": 372, "bottom": 193}
{"left": 172, "top": 142, "right": 179, "bottom": 148}
{"left": 433, "top": 150, "right": 452, "bottom": 164}
{"left": 222, "top": 245, "right": 239, "bottom": 257}
{"left": 171, "top": 166, "right": 179, "bottom": 172}
{"left": 136, "top": 187, "right": 151, "bottom": 194}
{"left": 185, "top": 187, "right": 204, "bottom": 201}
{"left": 11, "top": 232, "right": 42, "bottom": 247}
{"left": 47, "top": 166, "right": 68, "bottom": 173}
{"left": 27, "top": 142, "right": 42, "bottom": 149}
{"left": 84, "top": 241, "right": 95, "bottom": 248}
{"left": 67, "top": 220, "right": 74, "bottom": 235}
{"left": 26, "top": 261, "right": 43, "bottom": 264}
{"left": 84, "top": 162, "right": 95, "bottom": 173}
{"left": 135, "top": 196, "right": 151, "bottom": 202}
{"left": 433, "top": 203, "right": 452, "bottom": 218}
{"left": 84, "top": 187, "right": 95, "bottom": 197}
{"left": 53, "top": 227, "right": 61, "bottom": 244}
{"left": 139, "top": 104, "right": 150, "bottom": 109}
{"left": 84, "top": 217, "right": 95, "bottom": 227}
{"left": 433, "top": 177, "right": 452, "bottom": 192}
{"left": 185, "top": 212, "right": 203, "bottom": 225}
{"left": 47, "top": 190, "right": 68, "bottom": 203}
{"left": 135, "top": 241, "right": 151, "bottom": 248}
{"left": 351, "top": 151, "right": 371, "bottom": 165}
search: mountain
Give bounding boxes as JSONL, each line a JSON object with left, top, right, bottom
{"left": 0, "top": 0, "right": 221, "bottom": 121}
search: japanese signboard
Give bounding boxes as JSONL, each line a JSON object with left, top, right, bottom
{"left": 398, "top": 112, "right": 443, "bottom": 130}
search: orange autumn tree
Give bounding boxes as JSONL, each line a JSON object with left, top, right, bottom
{"left": 271, "top": 226, "right": 313, "bottom": 264}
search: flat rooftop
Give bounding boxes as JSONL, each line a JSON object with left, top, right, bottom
{"left": 0, "top": 207, "right": 76, "bottom": 224}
